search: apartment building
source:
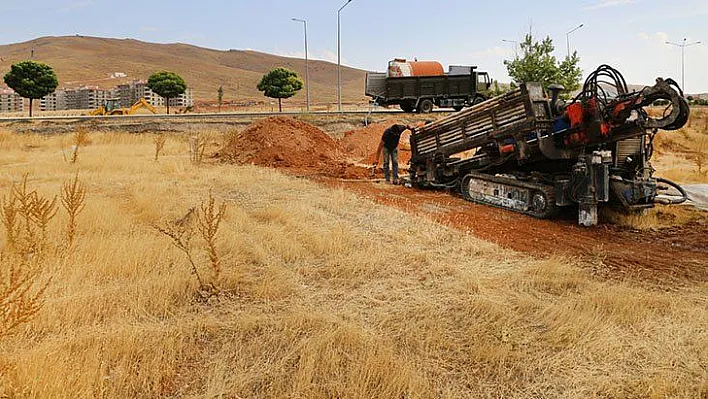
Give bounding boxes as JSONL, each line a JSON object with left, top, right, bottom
{"left": 39, "top": 80, "right": 193, "bottom": 111}
{"left": 0, "top": 88, "right": 24, "bottom": 113}
{"left": 116, "top": 80, "right": 163, "bottom": 107}
{"left": 168, "top": 88, "right": 194, "bottom": 108}
{"left": 41, "top": 86, "right": 112, "bottom": 111}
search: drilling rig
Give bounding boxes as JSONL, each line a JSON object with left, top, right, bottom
{"left": 408, "top": 65, "right": 689, "bottom": 226}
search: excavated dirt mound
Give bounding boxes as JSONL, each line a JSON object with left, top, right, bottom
{"left": 340, "top": 121, "right": 412, "bottom": 165}
{"left": 218, "top": 116, "right": 369, "bottom": 179}
{"left": 219, "top": 116, "right": 341, "bottom": 167}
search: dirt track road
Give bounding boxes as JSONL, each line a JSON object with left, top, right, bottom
{"left": 323, "top": 178, "right": 707, "bottom": 285}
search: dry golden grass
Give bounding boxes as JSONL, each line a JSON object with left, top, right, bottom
{"left": 652, "top": 107, "right": 708, "bottom": 183}
{"left": 0, "top": 128, "right": 705, "bottom": 398}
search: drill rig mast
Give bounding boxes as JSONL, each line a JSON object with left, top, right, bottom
{"left": 408, "top": 65, "right": 689, "bottom": 226}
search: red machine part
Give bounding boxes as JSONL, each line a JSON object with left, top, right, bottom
{"left": 563, "top": 97, "right": 612, "bottom": 146}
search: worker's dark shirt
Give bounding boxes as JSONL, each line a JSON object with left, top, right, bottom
{"left": 381, "top": 125, "right": 406, "bottom": 151}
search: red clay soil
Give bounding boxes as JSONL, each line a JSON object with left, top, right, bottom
{"left": 323, "top": 179, "right": 708, "bottom": 286}
{"left": 218, "top": 116, "right": 370, "bottom": 179}
{"left": 340, "top": 122, "right": 413, "bottom": 165}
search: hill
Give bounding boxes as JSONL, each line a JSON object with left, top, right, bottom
{"left": 0, "top": 36, "right": 368, "bottom": 106}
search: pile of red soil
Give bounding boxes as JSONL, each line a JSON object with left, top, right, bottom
{"left": 218, "top": 116, "right": 370, "bottom": 179}
{"left": 339, "top": 121, "right": 412, "bottom": 165}
{"left": 219, "top": 116, "right": 342, "bottom": 168}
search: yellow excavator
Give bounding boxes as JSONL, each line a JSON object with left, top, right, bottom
{"left": 89, "top": 98, "right": 158, "bottom": 116}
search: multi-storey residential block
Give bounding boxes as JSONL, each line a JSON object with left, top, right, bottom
{"left": 116, "top": 80, "right": 163, "bottom": 107}
{"left": 41, "top": 86, "right": 113, "bottom": 111}
{"left": 38, "top": 80, "right": 192, "bottom": 111}
{"left": 0, "top": 88, "right": 24, "bottom": 113}
{"left": 168, "top": 88, "right": 194, "bottom": 108}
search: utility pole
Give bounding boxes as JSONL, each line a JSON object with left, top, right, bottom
{"left": 666, "top": 38, "right": 701, "bottom": 93}
{"left": 337, "top": 0, "right": 353, "bottom": 113}
{"left": 292, "top": 18, "right": 310, "bottom": 112}
{"left": 566, "top": 24, "right": 584, "bottom": 58}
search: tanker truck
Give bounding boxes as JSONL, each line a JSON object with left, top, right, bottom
{"left": 365, "top": 59, "right": 492, "bottom": 113}
{"left": 407, "top": 65, "right": 689, "bottom": 226}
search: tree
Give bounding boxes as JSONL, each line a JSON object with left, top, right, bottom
{"left": 3, "top": 61, "right": 58, "bottom": 117}
{"left": 256, "top": 68, "right": 303, "bottom": 112}
{"left": 217, "top": 85, "right": 223, "bottom": 113}
{"left": 147, "top": 71, "right": 187, "bottom": 114}
{"left": 503, "top": 33, "right": 582, "bottom": 98}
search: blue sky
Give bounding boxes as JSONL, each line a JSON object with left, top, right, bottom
{"left": 1, "top": 0, "right": 707, "bottom": 93}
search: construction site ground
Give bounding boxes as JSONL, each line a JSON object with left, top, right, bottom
{"left": 2, "top": 112, "right": 706, "bottom": 287}
{"left": 215, "top": 114, "right": 707, "bottom": 288}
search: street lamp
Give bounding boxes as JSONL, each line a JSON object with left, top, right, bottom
{"left": 337, "top": 0, "right": 354, "bottom": 112}
{"left": 666, "top": 38, "right": 702, "bottom": 93}
{"left": 502, "top": 39, "right": 518, "bottom": 55}
{"left": 566, "top": 24, "right": 584, "bottom": 58}
{"left": 292, "top": 18, "right": 310, "bottom": 112}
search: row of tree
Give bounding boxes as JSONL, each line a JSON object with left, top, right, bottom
{"left": 3, "top": 61, "right": 188, "bottom": 117}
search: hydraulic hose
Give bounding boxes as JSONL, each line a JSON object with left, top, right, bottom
{"left": 654, "top": 177, "right": 688, "bottom": 205}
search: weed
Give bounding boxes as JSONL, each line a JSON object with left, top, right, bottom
{"left": 60, "top": 175, "right": 87, "bottom": 250}
{"left": 154, "top": 208, "right": 206, "bottom": 290}
{"left": 30, "top": 193, "right": 58, "bottom": 251}
{"left": 12, "top": 175, "right": 39, "bottom": 255}
{"left": 189, "top": 134, "right": 207, "bottom": 164}
{"left": 153, "top": 133, "right": 167, "bottom": 161}
{"left": 0, "top": 190, "right": 20, "bottom": 251}
{"left": 0, "top": 254, "right": 49, "bottom": 339}
{"left": 196, "top": 191, "right": 227, "bottom": 279}
{"left": 66, "top": 128, "right": 90, "bottom": 164}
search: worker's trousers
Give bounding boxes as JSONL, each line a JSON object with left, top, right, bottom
{"left": 383, "top": 147, "right": 399, "bottom": 182}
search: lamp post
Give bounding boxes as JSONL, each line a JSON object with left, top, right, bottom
{"left": 337, "top": 0, "right": 353, "bottom": 112}
{"left": 502, "top": 39, "right": 518, "bottom": 56}
{"left": 566, "top": 24, "right": 584, "bottom": 58}
{"left": 666, "top": 38, "right": 701, "bottom": 93}
{"left": 292, "top": 18, "right": 310, "bottom": 112}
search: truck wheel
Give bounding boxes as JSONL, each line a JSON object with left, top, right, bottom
{"left": 453, "top": 106, "right": 464, "bottom": 112}
{"left": 472, "top": 96, "right": 485, "bottom": 106}
{"left": 400, "top": 103, "right": 414, "bottom": 113}
{"left": 419, "top": 99, "right": 434, "bottom": 113}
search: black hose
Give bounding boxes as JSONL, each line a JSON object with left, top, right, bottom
{"left": 654, "top": 177, "right": 688, "bottom": 205}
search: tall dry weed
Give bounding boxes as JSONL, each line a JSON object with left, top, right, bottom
{"left": 155, "top": 191, "right": 227, "bottom": 292}
{"left": 65, "top": 127, "right": 91, "bottom": 164}
{"left": 30, "top": 192, "right": 58, "bottom": 251}
{"left": 0, "top": 255, "right": 49, "bottom": 339}
{"left": 0, "top": 176, "right": 56, "bottom": 340}
{"left": 155, "top": 207, "right": 207, "bottom": 290}
{"left": 0, "top": 190, "right": 20, "bottom": 251}
{"left": 189, "top": 134, "right": 208, "bottom": 164}
{"left": 153, "top": 133, "right": 167, "bottom": 161}
{"left": 196, "top": 191, "right": 227, "bottom": 279}
{"left": 61, "top": 174, "right": 87, "bottom": 250}
{"left": 12, "top": 175, "right": 40, "bottom": 255}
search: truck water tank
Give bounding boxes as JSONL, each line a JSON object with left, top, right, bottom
{"left": 388, "top": 59, "right": 444, "bottom": 77}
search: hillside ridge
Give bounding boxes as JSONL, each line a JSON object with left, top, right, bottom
{"left": 0, "top": 35, "right": 368, "bottom": 104}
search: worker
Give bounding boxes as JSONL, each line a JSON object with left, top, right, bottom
{"left": 373, "top": 124, "right": 412, "bottom": 184}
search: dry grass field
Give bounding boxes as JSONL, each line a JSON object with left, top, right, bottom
{"left": 652, "top": 107, "right": 708, "bottom": 183}
{"left": 0, "top": 127, "right": 706, "bottom": 398}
